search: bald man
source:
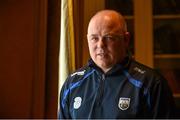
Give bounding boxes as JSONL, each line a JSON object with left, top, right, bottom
{"left": 59, "top": 10, "right": 176, "bottom": 119}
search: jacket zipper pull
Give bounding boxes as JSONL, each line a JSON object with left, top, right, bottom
{"left": 102, "top": 74, "right": 105, "bottom": 81}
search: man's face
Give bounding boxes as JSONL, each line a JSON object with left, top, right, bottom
{"left": 87, "top": 15, "right": 129, "bottom": 72}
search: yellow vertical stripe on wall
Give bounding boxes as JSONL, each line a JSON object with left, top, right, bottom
{"left": 68, "top": 0, "right": 75, "bottom": 72}
{"left": 59, "top": 0, "right": 75, "bottom": 90}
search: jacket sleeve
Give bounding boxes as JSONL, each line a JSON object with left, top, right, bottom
{"left": 150, "top": 75, "right": 177, "bottom": 118}
{"left": 58, "top": 79, "right": 71, "bottom": 119}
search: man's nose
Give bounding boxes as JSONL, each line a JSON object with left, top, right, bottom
{"left": 97, "top": 38, "right": 105, "bottom": 48}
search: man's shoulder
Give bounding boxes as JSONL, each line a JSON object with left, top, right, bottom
{"left": 131, "top": 60, "right": 160, "bottom": 76}
{"left": 66, "top": 65, "right": 92, "bottom": 82}
{"left": 130, "top": 60, "right": 165, "bottom": 83}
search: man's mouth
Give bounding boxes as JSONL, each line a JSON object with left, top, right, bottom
{"left": 97, "top": 53, "right": 106, "bottom": 57}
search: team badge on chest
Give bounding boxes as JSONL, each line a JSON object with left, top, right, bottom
{"left": 118, "top": 97, "right": 130, "bottom": 110}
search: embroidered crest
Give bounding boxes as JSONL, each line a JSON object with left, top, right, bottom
{"left": 73, "top": 97, "right": 82, "bottom": 109}
{"left": 118, "top": 97, "right": 130, "bottom": 110}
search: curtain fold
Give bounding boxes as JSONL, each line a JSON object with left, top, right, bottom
{"left": 44, "top": 0, "right": 60, "bottom": 118}
{"left": 59, "top": 0, "right": 75, "bottom": 89}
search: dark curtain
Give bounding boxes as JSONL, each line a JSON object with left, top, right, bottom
{"left": 44, "top": 0, "right": 60, "bottom": 118}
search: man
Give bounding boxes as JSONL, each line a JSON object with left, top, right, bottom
{"left": 59, "top": 10, "right": 176, "bottom": 119}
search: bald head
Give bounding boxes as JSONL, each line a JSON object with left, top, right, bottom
{"left": 88, "top": 10, "right": 127, "bottom": 34}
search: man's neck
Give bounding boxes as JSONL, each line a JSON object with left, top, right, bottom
{"left": 101, "top": 67, "right": 112, "bottom": 73}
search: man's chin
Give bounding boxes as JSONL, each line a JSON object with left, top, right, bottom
{"left": 97, "top": 62, "right": 111, "bottom": 69}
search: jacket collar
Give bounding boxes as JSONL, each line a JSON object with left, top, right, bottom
{"left": 88, "top": 56, "right": 132, "bottom": 75}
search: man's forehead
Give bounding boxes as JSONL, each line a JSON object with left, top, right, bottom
{"left": 88, "top": 16, "right": 124, "bottom": 33}
{"left": 88, "top": 21, "right": 122, "bottom": 35}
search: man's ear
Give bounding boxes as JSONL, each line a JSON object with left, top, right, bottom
{"left": 124, "top": 32, "right": 130, "bottom": 47}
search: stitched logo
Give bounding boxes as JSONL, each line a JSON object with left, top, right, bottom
{"left": 71, "top": 70, "right": 86, "bottom": 77}
{"left": 73, "top": 97, "right": 82, "bottom": 109}
{"left": 118, "top": 97, "right": 130, "bottom": 110}
{"left": 134, "top": 67, "right": 146, "bottom": 74}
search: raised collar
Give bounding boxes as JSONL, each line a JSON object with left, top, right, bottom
{"left": 88, "top": 56, "right": 132, "bottom": 75}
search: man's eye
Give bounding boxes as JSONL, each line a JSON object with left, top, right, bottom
{"left": 90, "top": 37, "right": 98, "bottom": 41}
{"left": 104, "top": 36, "right": 114, "bottom": 41}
